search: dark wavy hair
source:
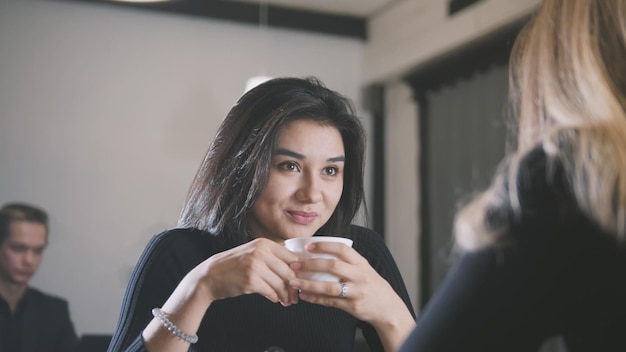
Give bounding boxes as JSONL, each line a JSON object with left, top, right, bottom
{"left": 178, "top": 77, "right": 367, "bottom": 244}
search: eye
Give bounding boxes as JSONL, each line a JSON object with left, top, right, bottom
{"left": 9, "top": 244, "right": 27, "bottom": 254}
{"left": 277, "top": 161, "right": 301, "bottom": 172}
{"left": 323, "top": 166, "right": 340, "bottom": 177}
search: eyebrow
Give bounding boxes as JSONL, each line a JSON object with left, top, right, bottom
{"left": 275, "top": 148, "right": 345, "bottom": 163}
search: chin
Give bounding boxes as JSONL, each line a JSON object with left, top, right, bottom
{"left": 283, "top": 230, "right": 317, "bottom": 240}
{"left": 11, "top": 278, "right": 31, "bottom": 286}
{"left": 278, "top": 223, "right": 325, "bottom": 240}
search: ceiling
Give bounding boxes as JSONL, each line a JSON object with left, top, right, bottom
{"left": 70, "top": 1, "right": 483, "bottom": 40}
{"left": 226, "top": 0, "right": 398, "bottom": 18}
{"left": 71, "top": 0, "right": 402, "bottom": 40}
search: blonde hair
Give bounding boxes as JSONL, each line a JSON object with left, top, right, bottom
{"left": 455, "top": 0, "right": 626, "bottom": 251}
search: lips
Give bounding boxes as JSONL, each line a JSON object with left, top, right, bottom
{"left": 288, "top": 210, "right": 318, "bottom": 225}
{"left": 14, "top": 271, "right": 34, "bottom": 281}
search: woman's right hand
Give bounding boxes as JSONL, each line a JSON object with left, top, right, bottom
{"left": 190, "top": 237, "right": 300, "bottom": 306}
{"left": 143, "top": 238, "right": 299, "bottom": 352}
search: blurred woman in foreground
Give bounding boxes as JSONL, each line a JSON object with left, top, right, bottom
{"left": 399, "top": 0, "right": 626, "bottom": 351}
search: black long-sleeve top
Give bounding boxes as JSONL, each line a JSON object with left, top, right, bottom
{"left": 399, "top": 146, "right": 626, "bottom": 352}
{"left": 108, "top": 225, "right": 415, "bottom": 352}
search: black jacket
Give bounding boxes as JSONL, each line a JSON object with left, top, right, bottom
{"left": 0, "top": 287, "right": 78, "bottom": 352}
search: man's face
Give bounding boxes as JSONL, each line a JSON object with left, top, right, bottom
{"left": 0, "top": 221, "right": 47, "bottom": 286}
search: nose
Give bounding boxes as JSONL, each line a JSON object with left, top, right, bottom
{"left": 22, "top": 250, "right": 37, "bottom": 267}
{"left": 296, "top": 173, "right": 322, "bottom": 203}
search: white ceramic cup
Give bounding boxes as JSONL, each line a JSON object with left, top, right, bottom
{"left": 284, "top": 236, "right": 353, "bottom": 282}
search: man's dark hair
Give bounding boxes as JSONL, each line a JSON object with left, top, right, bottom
{"left": 0, "top": 203, "right": 49, "bottom": 244}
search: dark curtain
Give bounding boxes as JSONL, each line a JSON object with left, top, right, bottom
{"left": 413, "top": 63, "right": 509, "bottom": 300}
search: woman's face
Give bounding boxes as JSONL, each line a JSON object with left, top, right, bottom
{"left": 249, "top": 119, "right": 345, "bottom": 242}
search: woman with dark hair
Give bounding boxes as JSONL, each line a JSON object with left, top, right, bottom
{"left": 108, "top": 77, "right": 415, "bottom": 352}
{"left": 399, "top": 0, "right": 626, "bottom": 351}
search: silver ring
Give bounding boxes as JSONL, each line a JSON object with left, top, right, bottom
{"left": 338, "top": 282, "right": 348, "bottom": 298}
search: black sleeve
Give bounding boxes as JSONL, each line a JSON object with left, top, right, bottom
{"left": 348, "top": 226, "right": 417, "bottom": 352}
{"left": 107, "top": 230, "right": 210, "bottom": 352}
{"left": 398, "top": 242, "right": 555, "bottom": 352}
{"left": 25, "top": 291, "right": 78, "bottom": 352}
{"left": 56, "top": 299, "right": 78, "bottom": 352}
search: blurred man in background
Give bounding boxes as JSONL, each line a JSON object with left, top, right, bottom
{"left": 0, "top": 202, "right": 77, "bottom": 352}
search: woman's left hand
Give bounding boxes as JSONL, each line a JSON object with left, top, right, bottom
{"left": 288, "top": 241, "right": 415, "bottom": 351}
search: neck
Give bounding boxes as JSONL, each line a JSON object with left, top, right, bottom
{"left": 0, "top": 280, "right": 27, "bottom": 313}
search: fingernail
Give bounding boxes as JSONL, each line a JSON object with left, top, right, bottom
{"left": 306, "top": 243, "right": 317, "bottom": 251}
{"left": 264, "top": 295, "right": 279, "bottom": 303}
{"left": 289, "top": 279, "right": 301, "bottom": 288}
{"left": 290, "top": 262, "right": 301, "bottom": 270}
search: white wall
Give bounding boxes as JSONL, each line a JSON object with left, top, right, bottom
{"left": 384, "top": 81, "right": 420, "bottom": 313}
{"left": 0, "top": 0, "right": 365, "bottom": 335}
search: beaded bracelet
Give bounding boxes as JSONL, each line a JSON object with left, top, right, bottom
{"left": 151, "top": 308, "right": 199, "bottom": 344}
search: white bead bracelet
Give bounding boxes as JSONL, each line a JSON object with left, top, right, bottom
{"left": 151, "top": 307, "right": 199, "bottom": 344}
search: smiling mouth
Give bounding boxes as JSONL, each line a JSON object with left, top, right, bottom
{"left": 289, "top": 211, "right": 318, "bottom": 225}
